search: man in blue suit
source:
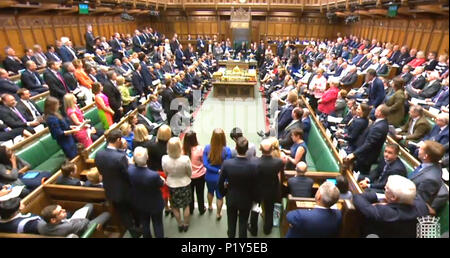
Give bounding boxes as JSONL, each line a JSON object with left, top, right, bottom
{"left": 365, "top": 69, "right": 385, "bottom": 109}
{"left": 128, "top": 147, "right": 165, "bottom": 238}
{"left": 175, "top": 44, "right": 185, "bottom": 70}
{"left": 346, "top": 104, "right": 389, "bottom": 175}
{"left": 358, "top": 144, "right": 407, "bottom": 193}
{"left": 94, "top": 130, "right": 141, "bottom": 238}
{"left": 353, "top": 175, "right": 429, "bottom": 238}
{"left": 409, "top": 140, "right": 447, "bottom": 211}
{"left": 427, "top": 79, "right": 448, "bottom": 109}
{"left": 20, "top": 61, "right": 48, "bottom": 96}
{"left": 286, "top": 181, "right": 342, "bottom": 238}
{"left": 59, "top": 39, "right": 78, "bottom": 63}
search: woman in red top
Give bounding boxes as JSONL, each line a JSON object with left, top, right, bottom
{"left": 182, "top": 130, "right": 206, "bottom": 215}
{"left": 318, "top": 78, "right": 340, "bottom": 115}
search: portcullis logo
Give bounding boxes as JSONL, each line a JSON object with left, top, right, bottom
{"left": 417, "top": 216, "right": 440, "bottom": 238}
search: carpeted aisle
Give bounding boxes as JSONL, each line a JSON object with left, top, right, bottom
{"left": 161, "top": 83, "right": 281, "bottom": 238}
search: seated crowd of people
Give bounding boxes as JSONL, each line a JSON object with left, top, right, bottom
{"left": 0, "top": 28, "right": 448, "bottom": 238}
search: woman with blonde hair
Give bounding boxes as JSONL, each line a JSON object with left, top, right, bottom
{"left": 119, "top": 122, "right": 134, "bottom": 151}
{"left": 162, "top": 137, "right": 192, "bottom": 232}
{"left": 132, "top": 124, "right": 152, "bottom": 150}
{"left": 149, "top": 125, "right": 172, "bottom": 216}
{"left": 267, "top": 137, "right": 288, "bottom": 164}
{"left": 203, "top": 128, "right": 232, "bottom": 220}
{"left": 64, "top": 93, "right": 94, "bottom": 148}
{"left": 92, "top": 82, "right": 114, "bottom": 130}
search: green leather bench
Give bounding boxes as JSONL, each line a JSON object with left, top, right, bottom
{"left": 83, "top": 107, "right": 104, "bottom": 131}
{"left": 306, "top": 117, "right": 340, "bottom": 172}
{"left": 88, "top": 141, "right": 107, "bottom": 160}
{"left": 16, "top": 133, "right": 67, "bottom": 174}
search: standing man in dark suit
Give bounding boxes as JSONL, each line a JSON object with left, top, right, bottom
{"left": 175, "top": 44, "right": 186, "bottom": 70}
{"left": 365, "top": 69, "right": 385, "bottom": 109}
{"left": 110, "top": 33, "right": 124, "bottom": 61}
{"left": 286, "top": 181, "right": 342, "bottom": 238}
{"left": 85, "top": 24, "right": 95, "bottom": 54}
{"left": 0, "top": 69, "right": 20, "bottom": 97}
{"left": 132, "top": 30, "right": 145, "bottom": 53}
{"left": 2, "top": 47, "right": 24, "bottom": 75}
{"left": 358, "top": 144, "right": 407, "bottom": 193}
{"left": 353, "top": 175, "right": 429, "bottom": 238}
{"left": 196, "top": 36, "right": 205, "bottom": 56}
{"left": 102, "top": 71, "right": 123, "bottom": 123}
{"left": 128, "top": 147, "right": 165, "bottom": 238}
{"left": 43, "top": 61, "right": 70, "bottom": 104}
{"left": 95, "top": 130, "right": 140, "bottom": 238}
{"left": 131, "top": 63, "right": 146, "bottom": 98}
{"left": 345, "top": 104, "right": 389, "bottom": 175}
{"left": 409, "top": 140, "right": 447, "bottom": 211}
{"left": 249, "top": 139, "right": 284, "bottom": 236}
{"left": 218, "top": 137, "right": 257, "bottom": 238}
{"left": 161, "top": 80, "right": 176, "bottom": 123}
{"left": 20, "top": 61, "right": 48, "bottom": 95}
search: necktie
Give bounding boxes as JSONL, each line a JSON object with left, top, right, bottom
{"left": 380, "top": 162, "right": 390, "bottom": 180}
{"left": 117, "top": 39, "right": 122, "bottom": 50}
{"left": 56, "top": 72, "right": 69, "bottom": 92}
{"left": 53, "top": 53, "right": 60, "bottom": 61}
{"left": 32, "top": 72, "right": 41, "bottom": 85}
{"left": 13, "top": 107, "right": 27, "bottom": 123}
{"left": 408, "top": 164, "right": 423, "bottom": 179}
{"left": 27, "top": 101, "right": 40, "bottom": 117}
{"left": 137, "top": 36, "right": 142, "bottom": 45}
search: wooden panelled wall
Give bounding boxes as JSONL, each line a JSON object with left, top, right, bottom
{"left": 0, "top": 15, "right": 137, "bottom": 58}
{"left": 349, "top": 18, "right": 449, "bottom": 55}
{"left": 138, "top": 16, "right": 346, "bottom": 42}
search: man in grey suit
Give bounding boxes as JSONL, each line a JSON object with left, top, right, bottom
{"left": 38, "top": 203, "right": 110, "bottom": 237}
{"left": 279, "top": 108, "right": 304, "bottom": 149}
{"left": 408, "top": 140, "right": 448, "bottom": 212}
{"left": 407, "top": 71, "right": 441, "bottom": 99}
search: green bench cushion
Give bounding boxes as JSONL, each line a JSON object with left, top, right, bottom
{"left": 305, "top": 151, "right": 317, "bottom": 172}
{"left": 36, "top": 99, "right": 45, "bottom": 111}
{"left": 34, "top": 150, "right": 66, "bottom": 173}
{"left": 16, "top": 141, "right": 47, "bottom": 168}
{"left": 438, "top": 201, "right": 449, "bottom": 235}
{"left": 84, "top": 107, "right": 103, "bottom": 131}
{"left": 307, "top": 117, "right": 340, "bottom": 172}
{"left": 88, "top": 142, "right": 107, "bottom": 159}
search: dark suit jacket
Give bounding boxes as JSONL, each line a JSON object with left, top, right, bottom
{"left": 419, "top": 80, "right": 441, "bottom": 99}
{"left": 0, "top": 78, "right": 20, "bottom": 96}
{"left": 410, "top": 163, "right": 444, "bottom": 206}
{"left": 218, "top": 157, "right": 257, "bottom": 210}
{"left": 95, "top": 147, "right": 131, "bottom": 203}
{"left": 423, "top": 125, "right": 449, "bottom": 146}
{"left": 400, "top": 72, "right": 413, "bottom": 85}
{"left": 110, "top": 39, "right": 123, "bottom": 60}
{"left": 279, "top": 120, "right": 303, "bottom": 149}
{"left": 0, "top": 105, "right": 29, "bottom": 128}
{"left": 254, "top": 156, "right": 284, "bottom": 202}
{"left": 128, "top": 165, "right": 164, "bottom": 214}
{"left": 433, "top": 87, "right": 449, "bottom": 109}
{"left": 341, "top": 72, "right": 358, "bottom": 87}
{"left": 20, "top": 70, "right": 46, "bottom": 92}
{"left": 368, "top": 77, "right": 385, "bottom": 107}
{"left": 102, "top": 80, "right": 122, "bottom": 112}
{"left": 56, "top": 175, "right": 81, "bottom": 186}
{"left": 288, "top": 176, "right": 314, "bottom": 198}
{"left": 161, "top": 87, "right": 176, "bottom": 120}
{"left": 354, "top": 119, "right": 389, "bottom": 168}
{"left": 140, "top": 61, "right": 153, "bottom": 87}
{"left": 376, "top": 64, "right": 389, "bottom": 75}
{"left": 132, "top": 36, "right": 144, "bottom": 53}
{"left": 21, "top": 55, "right": 37, "bottom": 65}
{"left": 16, "top": 99, "right": 42, "bottom": 122}
{"left": 94, "top": 55, "right": 107, "bottom": 66}
{"left": 2, "top": 57, "right": 24, "bottom": 74}
{"left": 367, "top": 158, "right": 407, "bottom": 191}
{"left": 353, "top": 191, "right": 429, "bottom": 238}
{"left": 286, "top": 207, "right": 342, "bottom": 238}
{"left": 344, "top": 117, "right": 369, "bottom": 151}
{"left": 408, "top": 75, "right": 426, "bottom": 90}
{"left": 85, "top": 32, "right": 95, "bottom": 53}
{"left": 62, "top": 72, "right": 78, "bottom": 91}
{"left": 277, "top": 104, "right": 294, "bottom": 136}
{"left": 59, "top": 46, "right": 76, "bottom": 63}
{"left": 131, "top": 70, "right": 146, "bottom": 96}
{"left": 43, "top": 69, "right": 69, "bottom": 102}
{"left": 45, "top": 51, "right": 62, "bottom": 62}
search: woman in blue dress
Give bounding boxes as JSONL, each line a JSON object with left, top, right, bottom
{"left": 203, "top": 128, "right": 231, "bottom": 220}
{"left": 44, "top": 96, "right": 81, "bottom": 160}
{"left": 283, "top": 128, "right": 307, "bottom": 170}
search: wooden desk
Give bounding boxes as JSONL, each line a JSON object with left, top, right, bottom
{"left": 218, "top": 60, "right": 257, "bottom": 70}
{"left": 212, "top": 81, "right": 256, "bottom": 98}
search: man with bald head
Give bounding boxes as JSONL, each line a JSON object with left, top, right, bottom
{"left": 248, "top": 138, "right": 284, "bottom": 236}
{"left": 288, "top": 162, "right": 314, "bottom": 198}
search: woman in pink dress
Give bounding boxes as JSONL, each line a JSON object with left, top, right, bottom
{"left": 63, "top": 93, "right": 93, "bottom": 148}
{"left": 182, "top": 130, "right": 206, "bottom": 215}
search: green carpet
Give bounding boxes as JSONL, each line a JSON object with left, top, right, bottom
{"left": 160, "top": 84, "right": 280, "bottom": 238}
